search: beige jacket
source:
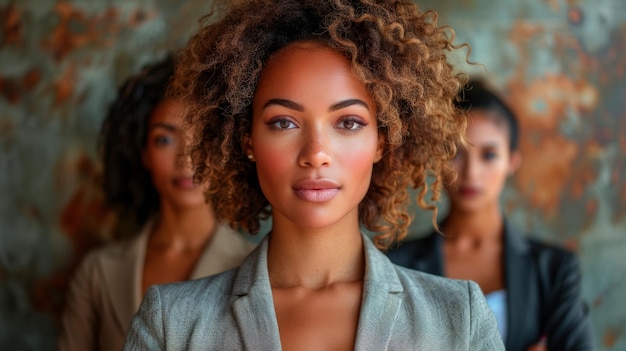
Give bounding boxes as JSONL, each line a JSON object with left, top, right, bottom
{"left": 58, "top": 222, "right": 256, "bottom": 351}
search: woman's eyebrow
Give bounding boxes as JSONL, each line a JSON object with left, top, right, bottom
{"left": 478, "top": 142, "right": 501, "bottom": 148}
{"left": 262, "top": 98, "right": 369, "bottom": 112}
{"left": 329, "top": 99, "right": 369, "bottom": 112}
{"left": 263, "top": 99, "right": 303, "bottom": 111}
{"left": 148, "top": 122, "right": 178, "bottom": 132}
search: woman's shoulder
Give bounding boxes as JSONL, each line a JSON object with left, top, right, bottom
{"left": 194, "top": 224, "right": 258, "bottom": 277}
{"left": 521, "top": 237, "right": 583, "bottom": 292}
{"left": 523, "top": 236, "right": 580, "bottom": 270}
{"left": 145, "top": 268, "right": 239, "bottom": 316}
{"left": 390, "top": 263, "right": 502, "bottom": 348}
{"left": 214, "top": 224, "right": 258, "bottom": 255}
{"left": 505, "top": 219, "right": 576, "bottom": 259}
{"left": 393, "top": 264, "right": 475, "bottom": 298}
{"left": 78, "top": 234, "right": 143, "bottom": 267}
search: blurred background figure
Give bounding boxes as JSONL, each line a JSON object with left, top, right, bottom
{"left": 57, "top": 56, "right": 255, "bottom": 351}
{"left": 388, "top": 80, "right": 593, "bottom": 351}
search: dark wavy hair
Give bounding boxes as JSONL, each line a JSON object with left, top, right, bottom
{"left": 98, "top": 56, "right": 174, "bottom": 235}
{"left": 171, "top": 0, "right": 469, "bottom": 249}
{"left": 456, "top": 79, "right": 519, "bottom": 152}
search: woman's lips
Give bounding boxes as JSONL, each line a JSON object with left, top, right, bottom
{"left": 293, "top": 179, "right": 340, "bottom": 202}
{"left": 457, "top": 186, "right": 480, "bottom": 196}
{"left": 173, "top": 177, "right": 196, "bottom": 189}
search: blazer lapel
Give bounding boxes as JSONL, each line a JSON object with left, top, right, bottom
{"left": 191, "top": 224, "right": 249, "bottom": 279}
{"left": 100, "top": 223, "right": 150, "bottom": 332}
{"left": 229, "top": 234, "right": 405, "bottom": 350}
{"left": 354, "top": 235, "right": 404, "bottom": 350}
{"left": 231, "top": 238, "right": 282, "bottom": 350}
{"left": 504, "top": 220, "right": 536, "bottom": 350}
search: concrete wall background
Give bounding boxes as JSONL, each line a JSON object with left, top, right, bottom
{"left": 0, "top": 0, "right": 624, "bottom": 350}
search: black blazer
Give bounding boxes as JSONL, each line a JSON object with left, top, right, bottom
{"left": 387, "top": 220, "right": 593, "bottom": 351}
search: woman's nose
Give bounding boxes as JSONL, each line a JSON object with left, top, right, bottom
{"left": 176, "top": 152, "right": 193, "bottom": 170}
{"left": 461, "top": 155, "right": 480, "bottom": 180}
{"left": 297, "top": 130, "right": 332, "bottom": 168}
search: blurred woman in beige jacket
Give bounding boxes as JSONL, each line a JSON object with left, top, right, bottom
{"left": 57, "top": 56, "right": 255, "bottom": 351}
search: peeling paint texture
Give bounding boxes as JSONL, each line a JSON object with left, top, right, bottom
{"left": 414, "top": 1, "right": 626, "bottom": 350}
{"left": 0, "top": 0, "right": 625, "bottom": 350}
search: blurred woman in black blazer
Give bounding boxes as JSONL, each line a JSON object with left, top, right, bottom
{"left": 388, "top": 80, "right": 593, "bottom": 351}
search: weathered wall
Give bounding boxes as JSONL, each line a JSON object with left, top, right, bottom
{"left": 0, "top": 0, "right": 624, "bottom": 350}
{"left": 412, "top": 0, "right": 626, "bottom": 350}
{"left": 0, "top": 1, "right": 211, "bottom": 349}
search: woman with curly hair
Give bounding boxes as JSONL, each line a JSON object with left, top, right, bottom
{"left": 388, "top": 80, "right": 593, "bottom": 351}
{"left": 58, "top": 56, "right": 255, "bottom": 351}
{"left": 124, "top": 0, "right": 505, "bottom": 349}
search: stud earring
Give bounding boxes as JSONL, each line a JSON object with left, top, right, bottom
{"left": 247, "top": 154, "right": 254, "bottom": 161}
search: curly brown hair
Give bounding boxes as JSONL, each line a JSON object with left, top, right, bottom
{"left": 171, "top": 0, "right": 468, "bottom": 249}
{"left": 99, "top": 56, "right": 174, "bottom": 237}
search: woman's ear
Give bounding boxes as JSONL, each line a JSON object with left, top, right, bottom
{"left": 374, "top": 133, "right": 385, "bottom": 163}
{"left": 508, "top": 150, "right": 522, "bottom": 176}
{"left": 142, "top": 148, "right": 151, "bottom": 171}
{"left": 243, "top": 134, "right": 255, "bottom": 161}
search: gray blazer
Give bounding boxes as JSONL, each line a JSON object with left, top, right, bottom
{"left": 123, "top": 234, "right": 504, "bottom": 350}
{"left": 58, "top": 222, "right": 256, "bottom": 351}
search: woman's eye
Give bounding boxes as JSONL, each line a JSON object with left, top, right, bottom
{"left": 338, "top": 117, "right": 365, "bottom": 131}
{"left": 483, "top": 151, "right": 497, "bottom": 160}
{"left": 154, "top": 135, "right": 174, "bottom": 146}
{"left": 270, "top": 118, "right": 297, "bottom": 130}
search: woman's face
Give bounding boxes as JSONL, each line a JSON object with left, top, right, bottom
{"left": 448, "top": 111, "right": 520, "bottom": 213}
{"left": 249, "top": 42, "right": 383, "bottom": 230}
{"left": 143, "top": 100, "right": 206, "bottom": 210}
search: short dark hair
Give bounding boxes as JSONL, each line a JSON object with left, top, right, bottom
{"left": 456, "top": 79, "right": 519, "bottom": 151}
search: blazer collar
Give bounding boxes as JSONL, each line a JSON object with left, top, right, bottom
{"left": 191, "top": 224, "right": 251, "bottom": 279}
{"left": 100, "top": 221, "right": 250, "bottom": 336}
{"left": 231, "top": 233, "right": 404, "bottom": 350}
{"left": 100, "top": 221, "right": 151, "bottom": 333}
{"left": 503, "top": 218, "right": 529, "bottom": 255}
{"left": 231, "top": 237, "right": 282, "bottom": 350}
{"left": 354, "top": 233, "right": 404, "bottom": 350}
{"left": 503, "top": 218, "right": 535, "bottom": 350}
{"left": 417, "top": 218, "right": 533, "bottom": 350}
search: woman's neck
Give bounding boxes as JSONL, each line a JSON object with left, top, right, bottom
{"left": 150, "top": 202, "right": 217, "bottom": 251}
{"left": 267, "top": 214, "right": 365, "bottom": 290}
{"left": 444, "top": 202, "right": 503, "bottom": 240}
